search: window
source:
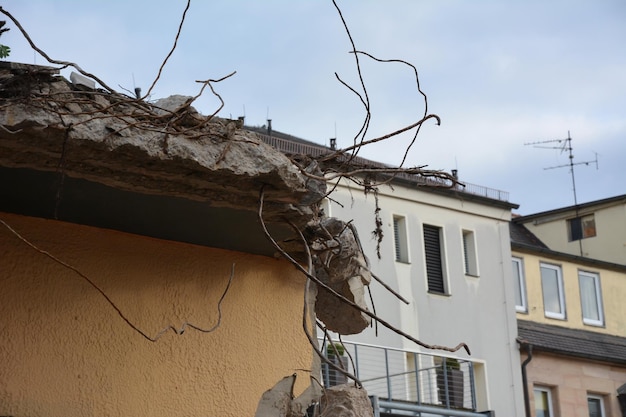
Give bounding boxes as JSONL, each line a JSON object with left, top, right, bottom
{"left": 540, "top": 263, "right": 566, "bottom": 320}
{"left": 588, "top": 394, "right": 606, "bottom": 417}
{"left": 462, "top": 230, "right": 478, "bottom": 276}
{"left": 579, "top": 271, "right": 604, "bottom": 326}
{"left": 534, "top": 386, "right": 555, "bottom": 417}
{"left": 568, "top": 214, "right": 596, "bottom": 241}
{"left": 512, "top": 257, "right": 527, "bottom": 312}
{"left": 424, "top": 224, "right": 446, "bottom": 294}
{"left": 393, "top": 215, "right": 409, "bottom": 263}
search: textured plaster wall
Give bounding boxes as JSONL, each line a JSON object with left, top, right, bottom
{"left": 0, "top": 213, "right": 311, "bottom": 417}
{"left": 525, "top": 352, "right": 626, "bottom": 417}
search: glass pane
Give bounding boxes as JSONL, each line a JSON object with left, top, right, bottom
{"left": 541, "top": 266, "right": 561, "bottom": 314}
{"left": 588, "top": 397, "right": 601, "bottom": 417}
{"left": 512, "top": 260, "right": 523, "bottom": 307}
{"left": 582, "top": 215, "right": 596, "bottom": 238}
{"left": 534, "top": 389, "right": 551, "bottom": 417}
{"left": 580, "top": 274, "right": 600, "bottom": 321}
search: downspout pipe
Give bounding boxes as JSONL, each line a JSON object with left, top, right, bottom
{"left": 519, "top": 341, "right": 533, "bottom": 417}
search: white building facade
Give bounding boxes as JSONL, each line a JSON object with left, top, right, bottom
{"left": 252, "top": 128, "right": 525, "bottom": 416}
{"left": 324, "top": 176, "right": 525, "bottom": 416}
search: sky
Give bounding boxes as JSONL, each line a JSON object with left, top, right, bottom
{"left": 2, "top": 1, "right": 625, "bottom": 214}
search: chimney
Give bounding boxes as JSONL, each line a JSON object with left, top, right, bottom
{"left": 330, "top": 138, "right": 337, "bottom": 150}
{"left": 134, "top": 87, "right": 141, "bottom": 99}
{"left": 451, "top": 169, "right": 458, "bottom": 180}
{"left": 267, "top": 119, "right": 272, "bottom": 136}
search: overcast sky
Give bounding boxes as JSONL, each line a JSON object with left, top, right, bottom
{"left": 3, "top": 1, "right": 625, "bottom": 214}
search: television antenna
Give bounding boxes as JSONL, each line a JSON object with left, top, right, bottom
{"left": 524, "top": 131, "right": 598, "bottom": 207}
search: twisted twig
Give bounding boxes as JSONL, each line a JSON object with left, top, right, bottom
{"left": 0, "top": 217, "right": 235, "bottom": 342}
{"left": 258, "top": 188, "right": 470, "bottom": 355}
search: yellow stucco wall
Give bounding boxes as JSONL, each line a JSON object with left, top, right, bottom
{"left": 514, "top": 249, "right": 626, "bottom": 336}
{"left": 0, "top": 213, "right": 312, "bottom": 417}
{"left": 524, "top": 352, "right": 626, "bottom": 417}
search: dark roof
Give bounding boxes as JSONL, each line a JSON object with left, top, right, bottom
{"left": 517, "top": 320, "right": 626, "bottom": 365}
{"left": 509, "top": 222, "right": 548, "bottom": 249}
{"left": 246, "top": 127, "right": 519, "bottom": 209}
{"left": 515, "top": 194, "right": 626, "bottom": 222}
{"left": 510, "top": 222, "right": 626, "bottom": 273}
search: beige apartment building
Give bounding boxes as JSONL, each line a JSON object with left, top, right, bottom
{"left": 511, "top": 211, "right": 626, "bottom": 417}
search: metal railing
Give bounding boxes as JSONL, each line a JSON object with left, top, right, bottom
{"left": 320, "top": 339, "right": 482, "bottom": 415}
{"left": 254, "top": 132, "right": 509, "bottom": 203}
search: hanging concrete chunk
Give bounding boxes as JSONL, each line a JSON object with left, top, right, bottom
{"left": 306, "top": 217, "right": 372, "bottom": 335}
{"left": 318, "top": 384, "right": 374, "bottom": 417}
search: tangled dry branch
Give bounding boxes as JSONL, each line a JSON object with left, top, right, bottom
{"left": 258, "top": 188, "right": 471, "bottom": 357}
{"left": 1, "top": 0, "right": 470, "bottom": 388}
{"left": 0, "top": 218, "right": 235, "bottom": 342}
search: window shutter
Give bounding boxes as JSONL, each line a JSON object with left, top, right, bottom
{"left": 424, "top": 225, "right": 445, "bottom": 293}
{"left": 393, "top": 218, "right": 401, "bottom": 261}
{"left": 569, "top": 217, "right": 583, "bottom": 241}
{"left": 462, "top": 233, "right": 470, "bottom": 274}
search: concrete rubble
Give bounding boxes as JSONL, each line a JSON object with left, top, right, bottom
{"left": 306, "top": 217, "right": 372, "bottom": 335}
{"left": 1, "top": 61, "right": 376, "bottom": 415}
{"left": 0, "top": 62, "right": 321, "bottom": 226}
{"left": 318, "top": 384, "right": 374, "bottom": 417}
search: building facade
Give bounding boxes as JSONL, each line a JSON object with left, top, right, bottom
{"left": 511, "top": 218, "right": 626, "bottom": 417}
{"left": 515, "top": 195, "right": 626, "bottom": 265}
{"left": 254, "top": 128, "right": 526, "bottom": 416}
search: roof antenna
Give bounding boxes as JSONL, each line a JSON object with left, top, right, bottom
{"left": 525, "top": 131, "right": 598, "bottom": 208}
{"left": 525, "top": 132, "right": 599, "bottom": 255}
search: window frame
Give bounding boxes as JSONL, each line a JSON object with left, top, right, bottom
{"left": 423, "top": 223, "right": 448, "bottom": 295}
{"left": 540, "top": 262, "right": 566, "bottom": 320}
{"left": 534, "top": 386, "right": 555, "bottom": 417}
{"left": 568, "top": 213, "right": 596, "bottom": 241}
{"left": 393, "top": 215, "right": 410, "bottom": 264}
{"left": 512, "top": 257, "right": 528, "bottom": 313}
{"left": 462, "top": 229, "right": 479, "bottom": 277}
{"left": 578, "top": 270, "right": 604, "bottom": 327}
{"left": 587, "top": 394, "right": 606, "bottom": 417}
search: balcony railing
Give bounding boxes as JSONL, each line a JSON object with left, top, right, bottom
{"left": 320, "top": 339, "right": 492, "bottom": 417}
{"left": 254, "top": 132, "right": 509, "bottom": 203}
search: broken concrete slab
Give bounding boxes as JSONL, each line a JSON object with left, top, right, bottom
{"left": 0, "top": 63, "right": 325, "bottom": 226}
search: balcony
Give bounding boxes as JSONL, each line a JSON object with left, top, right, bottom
{"left": 320, "top": 340, "right": 493, "bottom": 417}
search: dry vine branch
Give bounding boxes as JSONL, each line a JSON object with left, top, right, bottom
{"left": 258, "top": 188, "right": 471, "bottom": 356}
{"left": 2, "top": 0, "right": 469, "bottom": 372}
{"left": 297, "top": 221, "right": 363, "bottom": 387}
{"left": 331, "top": 0, "right": 371, "bottom": 162}
{"left": 1, "top": 3, "right": 236, "bottom": 140}
{"left": 0, "top": 218, "right": 235, "bottom": 342}
{"left": 0, "top": 6, "right": 116, "bottom": 94}
{"left": 143, "top": 0, "right": 191, "bottom": 99}
{"left": 353, "top": 50, "right": 430, "bottom": 169}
